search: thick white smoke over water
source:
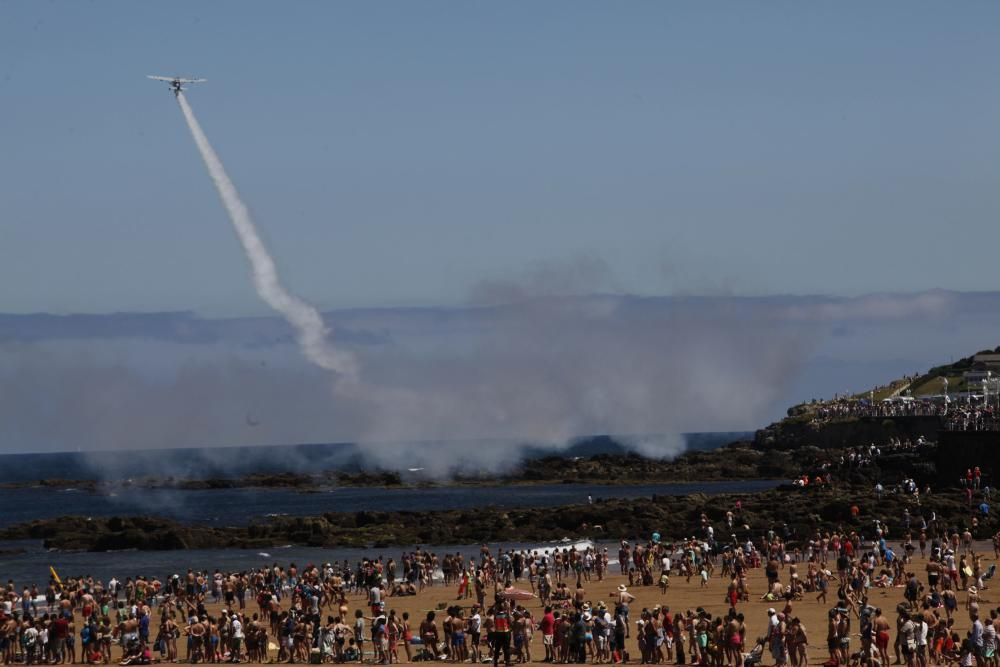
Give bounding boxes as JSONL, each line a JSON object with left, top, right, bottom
{"left": 175, "top": 92, "right": 358, "bottom": 380}
{"left": 17, "top": 287, "right": 982, "bottom": 478}
{"left": 336, "top": 295, "right": 809, "bottom": 475}
{"left": 0, "top": 95, "right": 869, "bottom": 479}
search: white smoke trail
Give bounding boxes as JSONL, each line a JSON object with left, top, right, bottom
{"left": 175, "top": 92, "right": 358, "bottom": 380}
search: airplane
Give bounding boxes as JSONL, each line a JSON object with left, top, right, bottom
{"left": 146, "top": 75, "right": 206, "bottom": 96}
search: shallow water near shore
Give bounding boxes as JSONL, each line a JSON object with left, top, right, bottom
{"left": 0, "top": 478, "right": 780, "bottom": 528}
{"left": 0, "top": 538, "right": 620, "bottom": 590}
{"left": 0, "top": 540, "right": 471, "bottom": 591}
{"left": 0, "top": 478, "right": 780, "bottom": 586}
{"left": 0, "top": 432, "right": 770, "bottom": 584}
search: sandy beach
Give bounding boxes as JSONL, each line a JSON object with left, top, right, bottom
{"left": 11, "top": 541, "right": 996, "bottom": 666}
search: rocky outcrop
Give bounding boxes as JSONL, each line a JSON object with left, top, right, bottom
{"left": 1, "top": 420, "right": 976, "bottom": 553}
{"left": 0, "top": 446, "right": 806, "bottom": 493}
{"left": 4, "top": 450, "right": 991, "bottom": 552}
{"left": 754, "top": 416, "right": 943, "bottom": 450}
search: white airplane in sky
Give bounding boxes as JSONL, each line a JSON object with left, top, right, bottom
{"left": 147, "top": 75, "right": 206, "bottom": 96}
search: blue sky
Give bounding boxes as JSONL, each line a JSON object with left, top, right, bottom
{"left": 2, "top": 2, "right": 999, "bottom": 315}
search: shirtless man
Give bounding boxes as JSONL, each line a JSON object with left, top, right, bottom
{"left": 185, "top": 570, "right": 197, "bottom": 600}
{"left": 874, "top": 608, "right": 891, "bottom": 667}
{"left": 451, "top": 610, "right": 467, "bottom": 663}
{"left": 926, "top": 557, "right": 941, "bottom": 592}
{"left": 826, "top": 609, "right": 840, "bottom": 667}
{"left": 837, "top": 606, "right": 851, "bottom": 666}
{"left": 224, "top": 576, "right": 236, "bottom": 610}
{"left": 574, "top": 583, "right": 586, "bottom": 611}
{"left": 442, "top": 608, "right": 454, "bottom": 661}
{"left": 725, "top": 614, "right": 742, "bottom": 667}
{"left": 614, "top": 585, "right": 635, "bottom": 619}
{"left": 1, "top": 613, "right": 17, "bottom": 664}
{"left": 187, "top": 616, "right": 206, "bottom": 663}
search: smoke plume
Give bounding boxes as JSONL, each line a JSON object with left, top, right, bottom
{"left": 175, "top": 92, "right": 357, "bottom": 380}
{"left": 0, "top": 95, "right": 864, "bottom": 479}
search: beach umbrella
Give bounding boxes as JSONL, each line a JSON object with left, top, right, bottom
{"left": 500, "top": 587, "right": 535, "bottom": 601}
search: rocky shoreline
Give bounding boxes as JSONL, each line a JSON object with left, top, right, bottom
{"left": 0, "top": 410, "right": 952, "bottom": 496}
{"left": 0, "top": 443, "right": 810, "bottom": 494}
{"left": 1, "top": 479, "right": 988, "bottom": 552}
{"left": 3, "top": 440, "right": 993, "bottom": 552}
{"left": 3, "top": 408, "right": 988, "bottom": 553}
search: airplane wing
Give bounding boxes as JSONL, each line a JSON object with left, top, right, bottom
{"left": 146, "top": 75, "right": 175, "bottom": 81}
{"left": 178, "top": 78, "right": 207, "bottom": 84}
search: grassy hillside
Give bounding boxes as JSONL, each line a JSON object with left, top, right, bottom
{"left": 857, "top": 346, "right": 1000, "bottom": 399}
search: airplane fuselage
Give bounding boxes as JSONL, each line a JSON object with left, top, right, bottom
{"left": 147, "top": 75, "right": 206, "bottom": 96}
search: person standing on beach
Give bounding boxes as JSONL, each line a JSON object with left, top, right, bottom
{"left": 491, "top": 599, "right": 512, "bottom": 667}
{"left": 51, "top": 612, "right": 68, "bottom": 664}
{"left": 771, "top": 611, "right": 788, "bottom": 667}
{"left": 942, "top": 589, "right": 957, "bottom": 622}
{"left": 354, "top": 609, "right": 366, "bottom": 664}
{"left": 574, "top": 582, "right": 586, "bottom": 612}
{"left": 614, "top": 585, "right": 634, "bottom": 623}
{"left": 468, "top": 606, "right": 482, "bottom": 664}
{"left": 874, "top": 608, "right": 891, "bottom": 667}
{"left": 453, "top": 605, "right": 469, "bottom": 663}
{"left": 539, "top": 606, "right": 555, "bottom": 663}
{"left": 970, "top": 608, "right": 984, "bottom": 667}
{"left": 419, "top": 612, "right": 438, "bottom": 660}
{"left": 186, "top": 615, "right": 206, "bottom": 664}
{"left": 475, "top": 571, "right": 486, "bottom": 609}
{"left": 724, "top": 613, "right": 741, "bottom": 667}
{"left": 901, "top": 611, "right": 916, "bottom": 667}
{"left": 229, "top": 613, "right": 244, "bottom": 663}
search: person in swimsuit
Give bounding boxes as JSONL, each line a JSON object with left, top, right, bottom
{"left": 420, "top": 612, "right": 439, "bottom": 661}
{"left": 386, "top": 610, "right": 400, "bottom": 664}
{"left": 726, "top": 614, "right": 741, "bottom": 667}
{"left": 451, "top": 610, "right": 467, "bottom": 663}
{"left": 400, "top": 612, "right": 413, "bottom": 663}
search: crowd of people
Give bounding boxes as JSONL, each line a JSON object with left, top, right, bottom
{"left": 944, "top": 409, "right": 1000, "bottom": 433}
{"left": 808, "top": 395, "right": 1000, "bottom": 432}
{"left": 0, "top": 515, "right": 998, "bottom": 667}
{"left": 0, "top": 441, "right": 996, "bottom": 667}
{"left": 809, "top": 399, "right": 946, "bottom": 425}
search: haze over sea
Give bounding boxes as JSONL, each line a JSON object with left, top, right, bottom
{"left": 0, "top": 432, "right": 777, "bottom": 584}
{"left": 2, "top": 0, "right": 998, "bottom": 600}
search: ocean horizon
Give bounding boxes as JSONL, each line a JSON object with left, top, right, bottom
{"left": 0, "top": 431, "right": 752, "bottom": 483}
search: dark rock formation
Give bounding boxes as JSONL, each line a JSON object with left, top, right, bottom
{"left": 4, "top": 443, "right": 993, "bottom": 553}
{"left": 754, "top": 416, "right": 943, "bottom": 450}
